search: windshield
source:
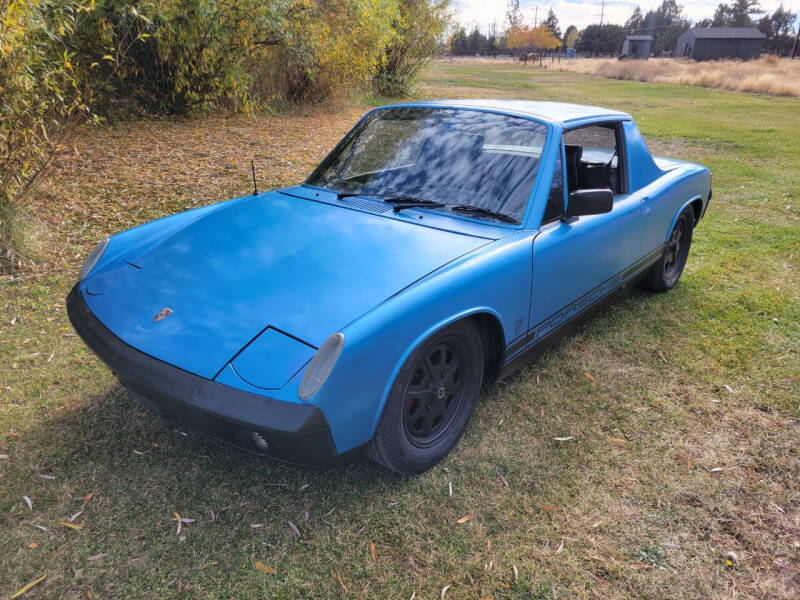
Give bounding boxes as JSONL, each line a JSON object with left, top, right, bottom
{"left": 306, "top": 107, "right": 548, "bottom": 223}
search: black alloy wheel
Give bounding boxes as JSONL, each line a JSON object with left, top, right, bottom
{"left": 367, "top": 320, "right": 484, "bottom": 473}
{"left": 402, "top": 339, "right": 468, "bottom": 448}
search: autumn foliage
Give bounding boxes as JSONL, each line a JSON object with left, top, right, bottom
{"left": 507, "top": 25, "right": 561, "bottom": 51}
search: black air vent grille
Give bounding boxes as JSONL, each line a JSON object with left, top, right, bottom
{"left": 338, "top": 197, "right": 392, "bottom": 214}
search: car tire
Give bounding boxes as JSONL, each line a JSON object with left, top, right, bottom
{"left": 366, "top": 320, "right": 484, "bottom": 474}
{"left": 639, "top": 207, "right": 694, "bottom": 293}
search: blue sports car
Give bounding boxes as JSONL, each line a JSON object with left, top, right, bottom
{"left": 68, "top": 100, "right": 711, "bottom": 473}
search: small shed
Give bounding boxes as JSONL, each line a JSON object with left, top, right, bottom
{"left": 675, "top": 27, "right": 765, "bottom": 60}
{"left": 621, "top": 35, "right": 654, "bottom": 59}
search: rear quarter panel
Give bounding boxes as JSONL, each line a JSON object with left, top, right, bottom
{"left": 641, "top": 164, "right": 711, "bottom": 254}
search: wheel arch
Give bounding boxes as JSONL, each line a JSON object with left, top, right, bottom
{"left": 666, "top": 195, "right": 704, "bottom": 243}
{"left": 369, "top": 307, "right": 506, "bottom": 438}
{"left": 471, "top": 312, "right": 505, "bottom": 384}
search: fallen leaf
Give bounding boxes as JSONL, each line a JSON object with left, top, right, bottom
{"left": 585, "top": 372, "right": 596, "bottom": 383}
{"left": 298, "top": 483, "right": 311, "bottom": 492}
{"left": 38, "top": 474, "right": 56, "bottom": 480}
{"left": 200, "top": 561, "right": 218, "bottom": 570}
{"left": 68, "top": 511, "right": 83, "bottom": 523}
{"left": 337, "top": 572, "right": 348, "bottom": 592}
{"left": 440, "top": 585, "right": 451, "bottom": 600}
{"left": 60, "top": 521, "right": 83, "bottom": 530}
{"left": 555, "top": 539, "right": 564, "bottom": 554}
{"left": 512, "top": 564, "right": 518, "bottom": 581}
{"left": 449, "top": 481, "right": 453, "bottom": 497}
{"left": 608, "top": 437, "right": 627, "bottom": 445}
{"left": 255, "top": 561, "right": 276, "bottom": 574}
{"left": 82, "top": 492, "right": 94, "bottom": 508}
{"left": 552, "top": 436, "right": 574, "bottom": 442}
{"left": 456, "top": 514, "right": 475, "bottom": 524}
{"left": 28, "top": 542, "right": 39, "bottom": 549}
{"left": 87, "top": 553, "right": 107, "bottom": 561}
{"left": 23, "top": 495, "right": 32, "bottom": 510}
{"left": 370, "top": 541, "right": 378, "bottom": 564}
{"left": 709, "top": 467, "right": 724, "bottom": 473}
{"left": 591, "top": 520, "right": 602, "bottom": 529}
{"left": 498, "top": 473, "right": 509, "bottom": 487}
{"left": 288, "top": 521, "right": 301, "bottom": 537}
{"left": 539, "top": 504, "right": 556, "bottom": 512}
{"left": 10, "top": 574, "right": 46, "bottom": 599}
{"left": 250, "top": 523, "right": 263, "bottom": 529}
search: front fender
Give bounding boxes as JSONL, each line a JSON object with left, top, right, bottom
{"left": 90, "top": 197, "right": 245, "bottom": 275}
{"left": 304, "top": 232, "right": 535, "bottom": 453}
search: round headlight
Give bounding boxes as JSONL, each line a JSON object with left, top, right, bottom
{"left": 298, "top": 332, "right": 344, "bottom": 401}
{"left": 78, "top": 238, "right": 109, "bottom": 280}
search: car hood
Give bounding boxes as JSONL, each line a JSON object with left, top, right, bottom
{"left": 82, "top": 190, "right": 492, "bottom": 380}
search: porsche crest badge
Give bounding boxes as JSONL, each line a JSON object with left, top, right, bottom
{"left": 153, "top": 307, "right": 173, "bottom": 322}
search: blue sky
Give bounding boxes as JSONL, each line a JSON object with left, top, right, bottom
{"left": 453, "top": 0, "right": 800, "bottom": 32}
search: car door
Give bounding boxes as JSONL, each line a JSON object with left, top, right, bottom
{"left": 527, "top": 124, "right": 644, "bottom": 348}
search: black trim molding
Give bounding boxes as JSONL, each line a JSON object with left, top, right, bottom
{"left": 501, "top": 245, "right": 664, "bottom": 375}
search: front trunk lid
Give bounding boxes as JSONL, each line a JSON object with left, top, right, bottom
{"left": 82, "top": 190, "right": 492, "bottom": 379}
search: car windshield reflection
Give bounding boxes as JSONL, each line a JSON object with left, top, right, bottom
{"left": 306, "top": 107, "right": 548, "bottom": 223}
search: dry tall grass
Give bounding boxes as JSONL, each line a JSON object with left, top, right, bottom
{"left": 438, "top": 55, "right": 800, "bottom": 97}
{"left": 553, "top": 56, "right": 800, "bottom": 97}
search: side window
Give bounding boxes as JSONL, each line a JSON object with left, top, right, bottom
{"left": 562, "top": 124, "right": 624, "bottom": 196}
{"left": 542, "top": 149, "right": 564, "bottom": 224}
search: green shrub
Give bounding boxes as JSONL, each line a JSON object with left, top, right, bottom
{"left": 372, "top": 0, "right": 449, "bottom": 97}
{"left": 71, "top": 0, "right": 284, "bottom": 115}
{"left": 74, "top": 0, "right": 398, "bottom": 112}
{"left": 255, "top": 0, "right": 398, "bottom": 103}
{"left": 0, "top": 0, "right": 94, "bottom": 271}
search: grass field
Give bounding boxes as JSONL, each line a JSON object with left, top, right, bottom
{"left": 440, "top": 56, "right": 800, "bottom": 97}
{"left": 1, "top": 63, "right": 799, "bottom": 599}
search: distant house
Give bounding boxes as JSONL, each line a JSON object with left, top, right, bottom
{"left": 621, "top": 35, "right": 654, "bottom": 59}
{"left": 675, "top": 27, "right": 765, "bottom": 60}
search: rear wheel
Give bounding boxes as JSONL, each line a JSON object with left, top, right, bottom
{"left": 639, "top": 208, "right": 694, "bottom": 293}
{"left": 366, "top": 321, "right": 483, "bottom": 474}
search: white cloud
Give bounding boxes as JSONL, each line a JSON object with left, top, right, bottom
{"left": 453, "top": 0, "right": 800, "bottom": 33}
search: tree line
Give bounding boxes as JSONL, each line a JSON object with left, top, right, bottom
{"left": 449, "top": 0, "right": 797, "bottom": 57}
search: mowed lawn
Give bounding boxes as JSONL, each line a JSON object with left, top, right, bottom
{"left": 1, "top": 63, "right": 798, "bottom": 599}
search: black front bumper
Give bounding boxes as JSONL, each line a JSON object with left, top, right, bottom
{"left": 66, "top": 284, "right": 344, "bottom": 466}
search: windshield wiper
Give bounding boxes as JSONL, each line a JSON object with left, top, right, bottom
{"left": 335, "top": 192, "right": 518, "bottom": 222}
{"left": 448, "top": 204, "right": 520, "bottom": 224}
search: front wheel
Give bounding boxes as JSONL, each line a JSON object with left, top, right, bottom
{"left": 639, "top": 208, "right": 694, "bottom": 293}
{"left": 366, "top": 321, "right": 484, "bottom": 474}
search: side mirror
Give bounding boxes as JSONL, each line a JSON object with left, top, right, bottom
{"left": 566, "top": 189, "right": 613, "bottom": 218}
